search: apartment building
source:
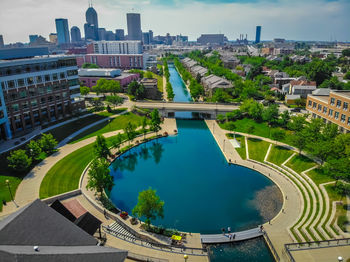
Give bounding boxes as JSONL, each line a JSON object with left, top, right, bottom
{"left": 0, "top": 55, "right": 84, "bottom": 140}
{"left": 87, "top": 41, "right": 142, "bottom": 55}
{"left": 306, "top": 90, "right": 350, "bottom": 133}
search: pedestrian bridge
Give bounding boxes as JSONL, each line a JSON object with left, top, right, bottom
{"left": 200, "top": 227, "right": 263, "bottom": 244}
{"left": 135, "top": 101, "right": 239, "bottom": 118}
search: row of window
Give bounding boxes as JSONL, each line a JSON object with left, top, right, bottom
{"left": 0, "top": 59, "right": 77, "bottom": 77}
{"left": 0, "top": 70, "right": 78, "bottom": 90}
{"left": 4, "top": 84, "right": 68, "bottom": 102}
{"left": 8, "top": 94, "right": 68, "bottom": 112}
{"left": 329, "top": 97, "right": 349, "bottom": 111}
{"left": 309, "top": 100, "right": 350, "bottom": 125}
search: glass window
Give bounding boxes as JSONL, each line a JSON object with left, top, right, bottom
{"left": 341, "top": 114, "right": 346, "bottom": 123}
{"left": 36, "top": 76, "right": 42, "bottom": 83}
{"left": 17, "top": 79, "right": 25, "bottom": 87}
{"left": 335, "top": 111, "right": 339, "bottom": 119}
{"left": 48, "top": 96, "right": 54, "bottom": 102}
{"left": 318, "top": 104, "right": 322, "bottom": 111}
{"left": 1, "top": 82, "right": 5, "bottom": 89}
{"left": 11, "top": 93, "right": 18, "bottom": 100}
{"left": 323, "top": 106, "right": 327, "bottom": 114}
{"left": 20, "top": 91, "right": 27, "bottom": 98}
{"left": 47, "top": 86, "right": 53, "bottom": 93}
{"left": 38, "top": 87, "right": 44, "bottom": 94}
{"left": 60, "top": 72, "right": 65, "bottom": 79}
{"left": 45, "top": 75, "right": 51, "bottom": 82}
{"left": 330, "top": 98, "right": 335, "bottom": 105}
{"left": 27, "top": 77, "right": 34, "bottom": 85}
{"left": 336, "top": 100, "right": 342, "bottom": 108}
{"left": 343, "top": 102, "right": 348, "bottom": 111}
{"left": 12, "top": 104, "right": 19, "bottom": 112}
{"left": 22, "top": 101, "right": 29, "bottom": 109}
{"left": 29, "top": 88, "right": 36, "bottom": 96}
{"left": 41, "top": 97, "right": 46, "bottom": 104}
{"left": 52, "top": 73, "right": 58, "bottom": 80}
{"left": 308, "top": 100, "right": 312, "bottom": 107}
{"left": 31, "top": 99, "right": 37, "bottom": 107}
{"left": 348, "top": 117, "right": 350, "bottom": 126}
{"left": 328, "top": 109, "right": 333, "bottom": 117}
{"left": 313, "top": 102, "right": 317, "bottom": 109}
{"left": 7, "top": 80, "right": 15, "bottom": 88}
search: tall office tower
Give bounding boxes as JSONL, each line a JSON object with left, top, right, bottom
{"left": 98, "top": 28, "right": 106, "bottom": 40}
{"left": 255, "top": 26, "right": 262, "bottom": 44}
{"left": 126, "top": 13, "right": 142, "bottom": 41}
{"left": 70, "top": 26, "right": 82, "bottom": 43}
{"left": 0, "top": 35, "right": 4, "bottom": 48}
{"left": 142, "top": 32, "right": 150, "bottom": 45}
{"left": 55, "top": 18, "right": 70, "bottom": 44}
{"left": 84, "top": 4, "right": 99, "bottom": 40}
{"left": 29, "top": 35, "right": 39, "bottom": 44}
{"left": 115, "top": 29, "right": 125, "bottom": 40}
{"left": 49, "top": 33, "right": 57, "bottom": 44}
{"left": 105, "top": 31, "right": 115, "bottom": 41}
{"left": 148, "top": 30, "right": 153, "bottom": 44}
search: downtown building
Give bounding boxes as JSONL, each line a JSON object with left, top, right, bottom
{"left": 306, "top": 89, "right": 350, "bottom": 133}
{"left": 76, "top": 41, "right": 144, "bottom": 69}
{"left": 0, "top": 54, "right": 84, "bottom": 140}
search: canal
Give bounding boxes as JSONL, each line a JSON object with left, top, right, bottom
{"left": 109, "top": 62, "right": 277, "bottom": 261}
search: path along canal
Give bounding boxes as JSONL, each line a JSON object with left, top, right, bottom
{"left": 109, "top": 63, "right": 278, "bottom": 261}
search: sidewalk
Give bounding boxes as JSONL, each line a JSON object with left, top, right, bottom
{"left": 205, "top": 120, "right": 303, "bottom": 260}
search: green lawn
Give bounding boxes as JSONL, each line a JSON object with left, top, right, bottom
{"left": 69, "top": 112, "right": 144, "bottom": 143}
{"left": 285, "top": 154, "right": 317, "bottom": 174}
{"left": 247, "top": 138, "right": 270, "bottom": 162}
{"left": 151, "top": 72, "right": 164, "bottom": 92}
{"left": 220, "top": 118, "right": 293, "bottom": 144}
{"left": 0, "top": 175, "right": 23, "bottom": 211}
{"left": 96, "top": 108, "right": 127, "bottom": 117}
{"left": 46, "top": 114, "right": 107, "bottom": 142}
{"left": 267, "top": 145, "right": 294, "bottom": 166}
{"left": 306, "top": 168, "right": 334, "bottom": 185}
{"left": 39, "top": 144, "right": 95, "bottom": 199}
{"left": 226, "top": 133, "right": 246, "bottom": 159}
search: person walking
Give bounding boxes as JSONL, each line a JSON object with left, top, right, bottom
{"left": 228, "top": 227, "right": 231, "bottom": 234}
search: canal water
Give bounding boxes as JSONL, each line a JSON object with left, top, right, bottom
{"left": 108, "top": 63, "right": 277, "bottom": 261}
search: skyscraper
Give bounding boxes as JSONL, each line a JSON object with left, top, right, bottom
{"left": 0, "top": 35, "right": 4, "bottom": 48}
{"left": 126, "top": 13, "right": 142, "bottom": 41}
{"left": 115, "top": 29, "right": 125, "bottom": 40}
{"left": 255, "top": 26, "right": 262, "bottom": 44}
{"left": 55, "top": 18, "right": 70, "bottom": 44}
{"left": 71, "top": 26, "right": 82, "bottom": 43}
{"left": 84, "top": 4, "right": 99, "bottom": 40}
{"left": 29, "top": 35, "right": 39, "bottom": 44}
{"left": 49, "top": 33, "right": 57, "bottom": 44}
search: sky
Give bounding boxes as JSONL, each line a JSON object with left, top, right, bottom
{"left": 0, "top": 0, "right": 349, "bottom": 43}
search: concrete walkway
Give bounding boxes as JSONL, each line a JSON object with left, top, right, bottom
{"left": 1, "top": 117, "right": 175, "bottom": 217}
{"left": 205, "top": 120, "right": 303, "bottom": 259}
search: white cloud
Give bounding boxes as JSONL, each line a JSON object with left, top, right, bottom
{"left": 0, "top": 0, "right": 349, "bottom": 43}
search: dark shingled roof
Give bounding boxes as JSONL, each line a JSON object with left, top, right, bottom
{"left": 74, "top": 212, "right": 102, "bottom": 236}
{"left": 0, "top": 199, "right": 97, "bottom": 246}
{"left": 0, "top": 245, "right": 128, "bottom": 262}
{"left": 50, "top": 200, "right": 76, "bottom": 222}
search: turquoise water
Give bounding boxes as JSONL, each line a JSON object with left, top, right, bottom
{"left": 168, "top": 64, "right": 192, "bottom": 102}
{"left": 109, "top": 120, "right": 279, "bottom": 234}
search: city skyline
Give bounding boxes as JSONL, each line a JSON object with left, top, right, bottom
{"left": 0, "top": 0, "right": 349, "bottom": 43}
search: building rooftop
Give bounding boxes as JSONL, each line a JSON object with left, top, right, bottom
{"left": 312, "top": 88, "right": 331, "bottom": 96}
{"left": 331, "top": 90, "right": 350, "bottom": 99}
{"left": 308, "top": 95, "right": 329, "bottom": 103}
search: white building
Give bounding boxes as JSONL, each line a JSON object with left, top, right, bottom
{"left": 92, "top": 41, "right": 142, "bottom": 55}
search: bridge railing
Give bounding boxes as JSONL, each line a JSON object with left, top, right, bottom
{"left": 135, "top": 100, "right": 241, "bottom": 106}
{"left": 103, "top": 225, "right": 208, "bottom": 256}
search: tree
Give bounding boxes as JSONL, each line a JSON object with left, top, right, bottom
{"left": 106, "top": 95, "right": 123, "bottom": 108}
{"left": 27, "top": 140, "right": 42, "bottom": 160}
{"left": 82, "top": 63, "right": 99, "bottom": 68}
{"left": 80, "top": 86, "right": 90, "bottom": 96}
{"left": 305, "top": 59, "right": 333, "bottom": 86}
{"left": 127, "top": 81, "right": 145, "bottom": 100}
{"left": 123, "top": 122, "right": 136, "bottom": 145}
{"left": 86, "top": 158, "right": 114, "bottom": 195}
{"left": 271, "top": 129, "right": 285, "bottom": 144}
{"left": 216, "top": 114, "right": 225, "bottom": 123}
{"left": 226, "top": 109, "right": 242, "bottom": 122}
{"left": 132, "top": 187, "right": 164, "bottom": 226}
{"left": 39, "top": 133, "right": 58, "bottom": 154}
{"left": 94, "top": 135, "right": 111, "bottom": 159}
{"left": 150, "top": 109, "right": 162, "bottom": 135}
{"left": 342, "top": 48, "right": 350, "bottom": 57}
{"left": 291, "top": 130, "right": 307, "bottom": 154}
{"left": 7, "top": 149, "right": 32, "bottom": 172}
{"left": 141, "top": 116, "right": 148, "bottom": 140}
{"left": 112, "top": 133, "right": 124, "bottom": 153}
{"left": 287, "top": 115, "right": 307, "bottom": 132}
{"left": 344, "top": 71, "right": 350, "bottom": 80}
{"left": 262, "top": 104, "right": 279, "bottom": 126}
{"left": 279, "top": 110, "right": 290, "bottom": 128}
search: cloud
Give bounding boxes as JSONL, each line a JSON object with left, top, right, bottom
{"left": 0, "top": 0, "right": 349, "bottom": 43}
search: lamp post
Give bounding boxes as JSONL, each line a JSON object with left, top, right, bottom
{"left": 223, "top": 139, "right": 226, "bottom": 152}
{"left": 213, "top": 122, "right": 215, "bottom": 134}
{"left": 184, "top": 254, "right": 188, "bottom": 261}
{"left": 108, "top": 119, "right": 111, "bottom": 130}
{"left": 5, "top": 180, "right": 13, "bottom": 201}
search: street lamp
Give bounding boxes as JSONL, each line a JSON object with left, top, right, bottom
{"left": 338, "top": 256, "right": 343, "bottom": 262}
{"left": 108, "top": 119, "right": 111, "bottom": 130}
{"left": 184, "top": 254, "right": 188, "bottom": 261}
{"left": 213, "top": 122, "right": 215, "bottom": 134}
{"left": 5, "top": 180, "right": 13, "bottom": 201}
{"left": 223, "top": 139, "right": 226, "bottom": 152}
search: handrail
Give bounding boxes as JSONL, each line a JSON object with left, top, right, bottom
{"left": 135, "top": 100, "right": 240, "bottom": 106}
{"left": 103, "top": 225, "right": 208, "bottom": 256}
{"left": 285, "top": 238, "right": 350, "bottom": 251}
{"left": 263, "top": 232, "right": 280, "bottom": 261}
{"left": 127, "top": 252, "right": 169, "bottom": 262}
